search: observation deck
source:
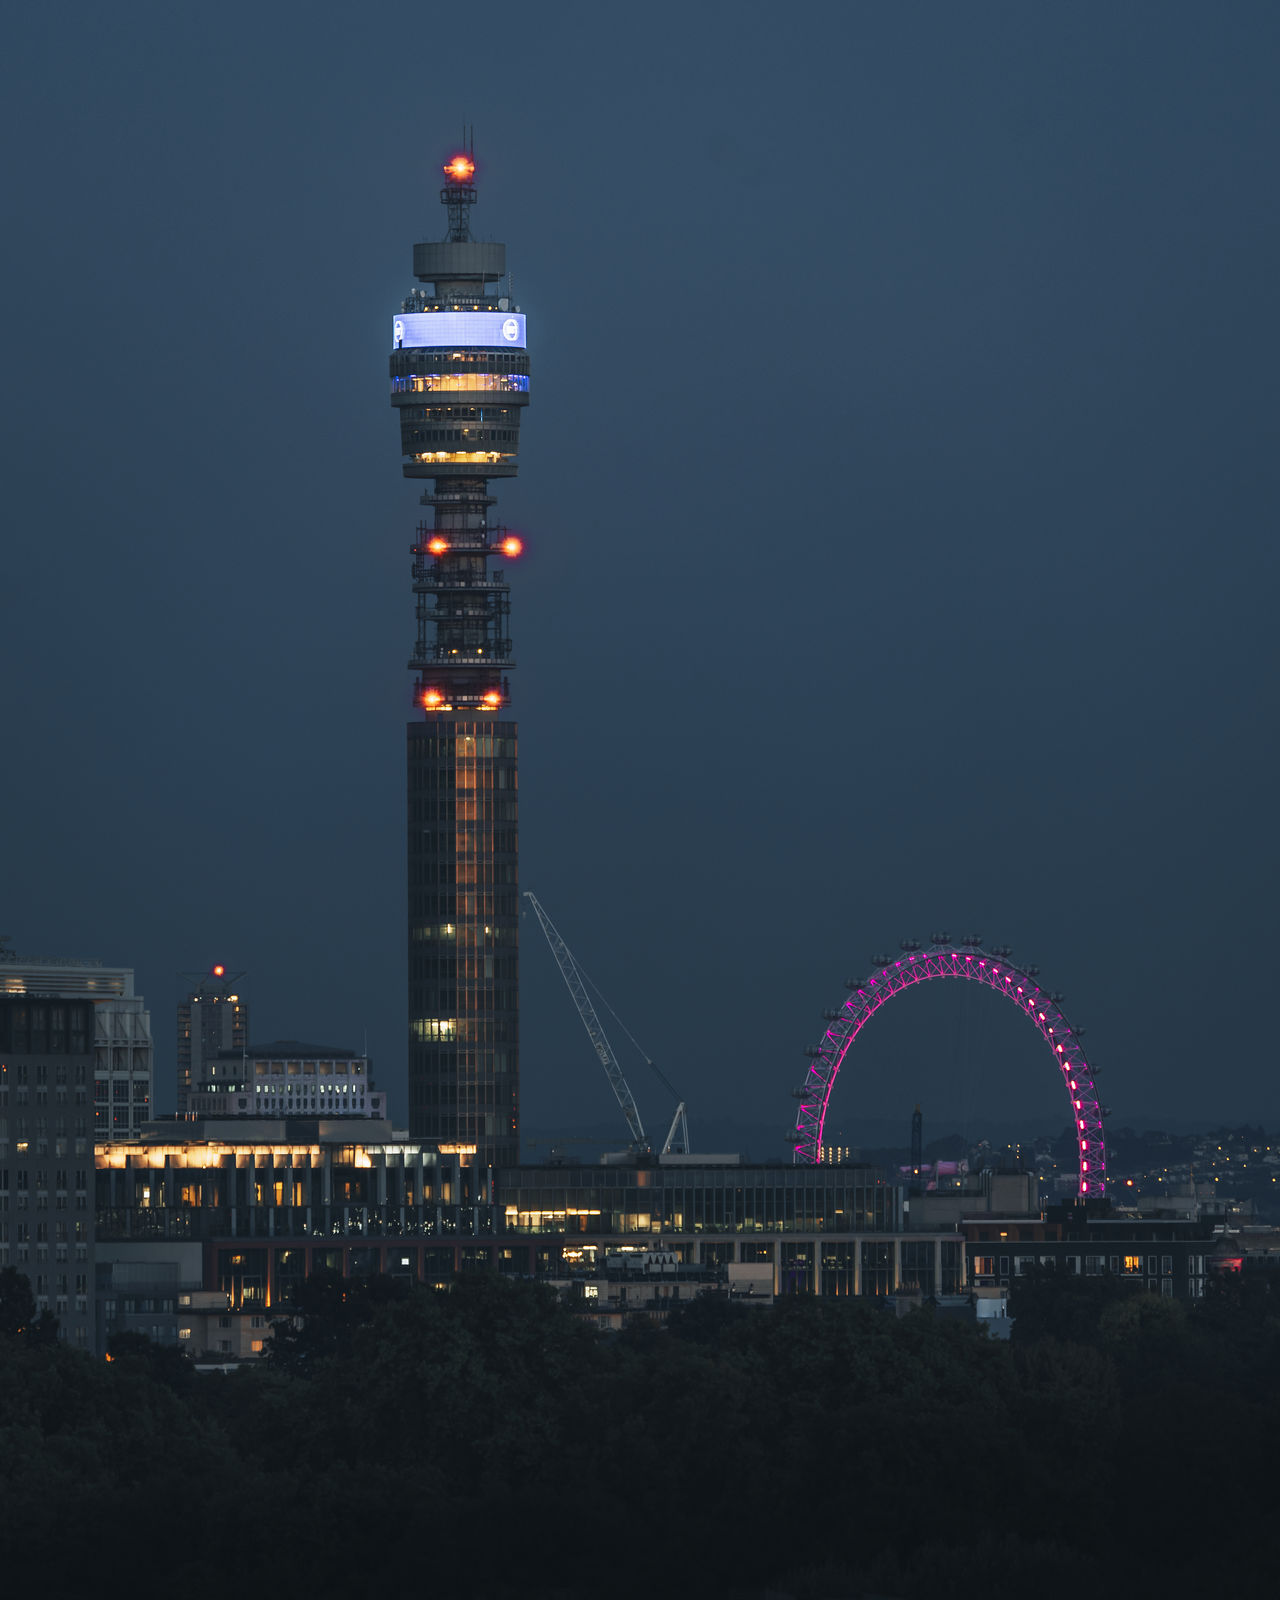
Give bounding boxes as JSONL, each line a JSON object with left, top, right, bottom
{"left": 390, "top": 149, "right": 529, "bottom": 713}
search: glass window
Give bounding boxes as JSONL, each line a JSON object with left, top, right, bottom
{"left": 860, "top": 1241, "right": 893, "bottom": 1297}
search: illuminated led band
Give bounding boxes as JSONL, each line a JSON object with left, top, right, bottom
{"left": 792, "top": 945, "right": 1107, "bottom": 1197}
{"left": 392, "top": 374, "right": 529, "bottom": 395}
{"left": 412, "top": 451, "right": 511, "bottom": 464}
{"left": 393, "top": 311, "right": 526, "bottom": 349}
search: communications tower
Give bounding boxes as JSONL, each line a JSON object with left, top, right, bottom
{"left": 390, "top": 148, "right": 528, "bottom": 1169}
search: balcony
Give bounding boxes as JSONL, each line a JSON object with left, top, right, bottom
{"left": 411, "top": 641, "right": 513, "bottom": 665}
{"left": 412, "top": 567, "right": 510, "bottom": 590}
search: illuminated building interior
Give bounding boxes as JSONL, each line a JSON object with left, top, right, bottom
{"left": 186, "top": 1041, "right": 386, "bottom": 1120}
{"left": 394, "top": 145, "right": 524, "bottom": 1166}
{"left": 95, "top": 1128, "right": 473, "bottom": 1332}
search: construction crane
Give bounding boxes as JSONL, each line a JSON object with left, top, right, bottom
{"left": 523, "top": 890, "right": 690, "bottom": 1156}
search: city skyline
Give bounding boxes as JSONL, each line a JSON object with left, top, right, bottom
{"left": 3, "top": 4, "right": 1278, "bottom": 1143}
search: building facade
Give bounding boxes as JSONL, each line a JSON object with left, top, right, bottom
{"left": 963, "top": 1209, "right": 1215, "bottom": 1300}
{"left": 393, "top": 150, "right": 527, "bottom": 1170}
{"left": 96, "top": 1119, "right": 478, "bottom": 1338}
{"left": 177, "top": 967, "right": 248, "bottom": 1115}
{"left": 0, "top": 995, "right": 96, "bottom": 1349}
{"left": 95, "top": 1134, "right": 967, "bottom": 1326}
{"left": 0, "top": 956, "right": 155, "bottom": 1136}
{"left": 187, "top": 1039, "right": 385, "bottom": 1120}
{"left": 498, "top": 1157, "right": 963, "bottom": 1298}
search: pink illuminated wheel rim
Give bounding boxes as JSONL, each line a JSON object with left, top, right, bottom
{"left": 792, "top": 944, "right": 1106, "bottom": 1197}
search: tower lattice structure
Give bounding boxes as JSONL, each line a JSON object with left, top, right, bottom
{"left": 391, "top": 148, "right": 527, "bottom": 1170}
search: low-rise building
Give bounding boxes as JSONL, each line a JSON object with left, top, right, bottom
{"left": 963, "top": 1205, "right": 1214, "bottom": 1299}
{"left": 96, "top": 1116, "right": 478, "bottom": 1321}
{"left": 188, "top": 1040, "right": 384, "bottom": 1120}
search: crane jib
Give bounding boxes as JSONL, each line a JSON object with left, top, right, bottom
{"left": 522, "top": 891, "right": 692, "bottom": 1156}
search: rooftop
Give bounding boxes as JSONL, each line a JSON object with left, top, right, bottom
{"left": 219, "top": 1040, "right": 365, "bottom": 1061}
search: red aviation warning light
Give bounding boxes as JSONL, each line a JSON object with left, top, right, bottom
{"left": 422, "top": 688, "right": 445, "bottom": 709}
{"left": 444, "top": 154, "right": 475, "bottom": 183}
{"left": 212, "top": 964, "right": 226, "bottom": 978}
{"left": 427, "top": 536, "right": 450, "bottom": 556}
{"left": 499, "top": 535, "right": 523, "bottom": 558}
{"left": 482, "top": 690, "right": 502, "bottom": 707}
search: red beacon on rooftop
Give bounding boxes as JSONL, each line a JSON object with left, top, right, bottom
{"left": 211, "top": 964, "right": 226, "bottom": 978}
{"left": 444, "top": 154, "right": 475, "bottom": 183}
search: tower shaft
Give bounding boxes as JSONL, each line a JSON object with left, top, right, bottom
{"left": 392, "top": 150, "right": 528, "bottom": 1170}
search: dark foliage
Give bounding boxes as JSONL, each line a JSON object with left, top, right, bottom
{"left": 1, "top": 1268, "right": 1277, "bottom": 1598}
{"left": 0, "top": 1265, "right": 38, "bottom": 1339}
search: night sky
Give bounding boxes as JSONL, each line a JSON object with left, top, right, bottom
{"left": 3, "top": 4, "right": 1277, "bottom": 1148}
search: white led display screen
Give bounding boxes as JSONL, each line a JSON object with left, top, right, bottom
{"left": 392, "top": 311, "right": 526, "bottom": 349}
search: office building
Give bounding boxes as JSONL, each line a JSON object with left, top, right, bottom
{"left": 0, "top": 994, "right": 95, "bottom": 1349}
{"left": 964, "top": 1206, "right": 1215, "bottom": 1299}
{"left": 177, "top": 966, "right": 248, "bottom": 1115}
{"left": 392, "top": 149, "right": 527, "bottom": 1167}
{"left": 95, "top": 1117, "right": 475, "bottom": 1354}
{"left": 96, "top": 1132, "right": 959, "bottom": 1336}
{"left": 496, "top": 1156, "right": 960, "bottom": 1297}
{"left": 187, "top": 1039, "right": 385, "bottom": 1120}
{"left": 0, "top": 953, "right": 155, "bottom": 1136}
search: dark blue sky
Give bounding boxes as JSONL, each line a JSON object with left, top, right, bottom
{"left": 2, "top": 3, "right": 1277, "bottom": 1145}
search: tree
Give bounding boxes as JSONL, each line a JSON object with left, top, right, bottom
{"left": 265, "top": 1267, "right": 410, "bottom": 1369}
{"left": 106, "top": 1329, "right": 194, "bottom": 1389}
{"left": 0, "top": 1267, "right": 37, "bottom": 1338}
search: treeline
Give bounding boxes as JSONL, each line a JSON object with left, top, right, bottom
{"left": 2, "top": 1266, "right": 1278, "bottom": 1597}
